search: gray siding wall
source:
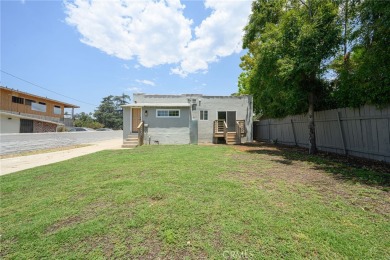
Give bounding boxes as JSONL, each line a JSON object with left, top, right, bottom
{"left": 123, "top": 107, "right": 131, "bottom": 140}
{"left": 253, "top": 105, "right": 390, "bottom": 163}
{"left": 143, "top": 107, "right": 190, "bottom": 145}
{"left": 192, "top": 96, "right": 253, "bottom": 143}
{"left": 133, "top": 94, "right": 253, "bottom": 143}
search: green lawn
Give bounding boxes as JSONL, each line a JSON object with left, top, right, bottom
{"left": 1, "top": 145, "right": 389, "bottom": 259}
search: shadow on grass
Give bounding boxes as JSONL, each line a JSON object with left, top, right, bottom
{"left": 243, "top": 143, "right": 390, "bottom": 188}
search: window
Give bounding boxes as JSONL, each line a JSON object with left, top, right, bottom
{"left": 200, "top": 110, "right": 208, "bottom": 120}
{"left": 54, "top": 105, "right": 61, "bottom": 115}
{"left": 25, "top": 99, "right": 35, "bottom": 106}
{"left": 12, "top": 96, "right": 24, "bottom": 104}
{"left": 156, "top": 109, "right": 180, "bottom": 118}
{"left": 31, "top": 102, "right": 46, "bottom": 112}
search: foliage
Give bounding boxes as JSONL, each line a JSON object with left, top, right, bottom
{"left": 331, "top": 0, "right": 390, "bottom": 108}
{"left": 94, "top": 93, "right": 130, "bottom": 130}
{"left": 240, "top": 0, "right": 341, "bottom": 118}
{"left": 240, "top": 0, "right": 390, "bottom": 117}
{"left": 73, "top": 112, "right": 103, "bottom": 129}
{"left": 1, "top": 145, "right": 389, "bottom": 258}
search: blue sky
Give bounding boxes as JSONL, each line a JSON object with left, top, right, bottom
{"left": 1, "top": 0, "right": 252, "bottom": 113}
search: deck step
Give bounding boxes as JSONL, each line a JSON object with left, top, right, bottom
{"left": 226, "top": 132, "right": 239, "bottom": 145}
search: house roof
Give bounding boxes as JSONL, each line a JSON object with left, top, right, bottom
{"left": 1, "top": 86, "right": 80, "bottom": 108}
{"left": 122, "top": 103, "right": 191, "bottom": 108}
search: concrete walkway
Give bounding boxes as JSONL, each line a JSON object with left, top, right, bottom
{"left": 0, "top": 138, "right": 126, "bottom": 176}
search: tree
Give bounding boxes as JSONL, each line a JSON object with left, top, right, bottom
{"left": 240, "top": 0, "right": 341, "bottom": 154}
{"left": 74, "top": 112, "right": 103, "bottom": 129}
{"left": 331, "top": 0, "right": 390, "bottom": 108}
{"left": 94, "top": 94, "right": 131, "bottom": 130}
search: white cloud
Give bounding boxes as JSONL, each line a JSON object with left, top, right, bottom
{"left": 136, "top": 79, "right": 156, "bottom": 86}
{"left": 123, "top": 64, "right": 130, "bottom": 70}
{"left": 65, "top": 0, "right": 252, "bottom": 76}
{"left": 126, "top": 87, "right": 142, "bottom": 93}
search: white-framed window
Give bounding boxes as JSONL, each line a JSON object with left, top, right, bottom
{"left": 200, "top": 110, "right": 208, "bottom": 120}
{"left": 156, "top": 109, "right": 180, "bottom": 118}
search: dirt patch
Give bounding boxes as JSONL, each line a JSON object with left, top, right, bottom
{"left": 223, "top": 143, "right": 390, "bottom": 217}
{"left": 45, "top": 216, "right": 83, "bottom": 234}
{"left": 83, "top": 201, "right": 113, "bottom": 216}
{"left": 236, "top": 142, "right": 390, "bottom": 174}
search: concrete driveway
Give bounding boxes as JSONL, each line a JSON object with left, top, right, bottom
{"left": 0, "top": 138, "right": 125, "bottom": 176}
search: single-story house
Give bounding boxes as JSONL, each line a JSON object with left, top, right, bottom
{"left": 122, "top": 93, "right": 253, "bottom": 147}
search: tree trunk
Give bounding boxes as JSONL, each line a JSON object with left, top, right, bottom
{"left": 308, "top": 92, "right": 317, "bottom": 154}
{"left": 343, "top": 0, "right": 348, "bottom": 57}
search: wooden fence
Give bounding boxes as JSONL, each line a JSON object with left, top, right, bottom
{"left": 253, "top": 105, "right": 390, "bottom": 163}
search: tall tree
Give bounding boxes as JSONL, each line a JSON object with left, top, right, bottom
{"left": 240, "top": 0, "right": 341, "bottom": 153}
{"left": 331, "top": 0, "right": 390, "bottom": 108}
{"left": 113, "top": 93, "right": 131, "bottom": 109}
{"left": 94, "top": 94, "right": 131, "bottom": 129}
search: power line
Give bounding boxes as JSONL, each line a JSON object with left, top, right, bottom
{"left": 1, "top": 69, "right": 98, "bottom": 107}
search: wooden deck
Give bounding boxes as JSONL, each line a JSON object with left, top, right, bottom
{"left": 213, "top": 120, "right": 246, "bottom": 145}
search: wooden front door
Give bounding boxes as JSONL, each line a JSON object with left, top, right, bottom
{"left": 132, "top": 108, "right": 141, "bottom": 133}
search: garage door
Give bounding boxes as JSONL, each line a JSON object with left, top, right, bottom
{"left": 20, "top": 119, "right": 33, "bottom": 133}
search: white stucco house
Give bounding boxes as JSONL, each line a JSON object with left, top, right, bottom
{"left": 122, "top": 93, "right": 253, "bottom": 147}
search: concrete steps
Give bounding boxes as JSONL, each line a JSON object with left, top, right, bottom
{"left": 122, "top": 135, "right": 138, "bottom": 148}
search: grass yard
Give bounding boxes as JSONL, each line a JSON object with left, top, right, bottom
{"left": 0, "top": 145, "right": 389, "bottom": 259}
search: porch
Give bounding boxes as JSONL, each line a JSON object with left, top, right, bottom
{"left": 213, "top": 119, "right": 246, "bottom": 145}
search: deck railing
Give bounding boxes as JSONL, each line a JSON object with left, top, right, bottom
{"left": 213, "top": 119, "right": 225, "bottom": 134}
{"left": 213, "top": 119, "right": 246, "bottom": 144}
{"left": 137, "top": 121, "right": 144, "bottom": 146}
{"left": 223, "top": 121, "right": 228, "bottom": 141}
{"left": 236, "top": 120, "right": 246, "bottom": 137}
{"left": 235, "top": 121, "right": 242, "bottom": 143}
{"left": 0, "top": 109, "right": 67, "bottom": 124}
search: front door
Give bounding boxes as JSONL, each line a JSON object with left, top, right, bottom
{"left": 132, "top": 108, "right": 141, "bottom": 133}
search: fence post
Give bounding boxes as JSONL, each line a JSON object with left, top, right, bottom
{"left": 268, "top": 119, "right": 271, "bottom": 142}
{"left": 291, "top": 119, "right": 297, "bottom": 146}
{"left": 337, "top": 111, "right": 347, "bottom": 155}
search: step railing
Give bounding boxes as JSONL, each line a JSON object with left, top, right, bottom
{"left": 236, "top": 120, "right": 246, "bottom": 137}
{"left": 213, "top": 119, "right": 225, "bottom": 134}
{"left": 223, "top": 121, "right": 228, "bottom": 142}
{"left": 137, "top": 121, "right": 144, "bottom": 146}
{"left": 213, "top": 119, "right": 246, "bottom": 144}
{"left": 235, "top": 121, "right": 242, "bottom": 143}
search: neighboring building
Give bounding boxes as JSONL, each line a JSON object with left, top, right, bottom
{"left": 0, "top": 86, "right": 79, "bottom": 133}
{"left": 122, "top": 93, "right": 253, "bottom": 147}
